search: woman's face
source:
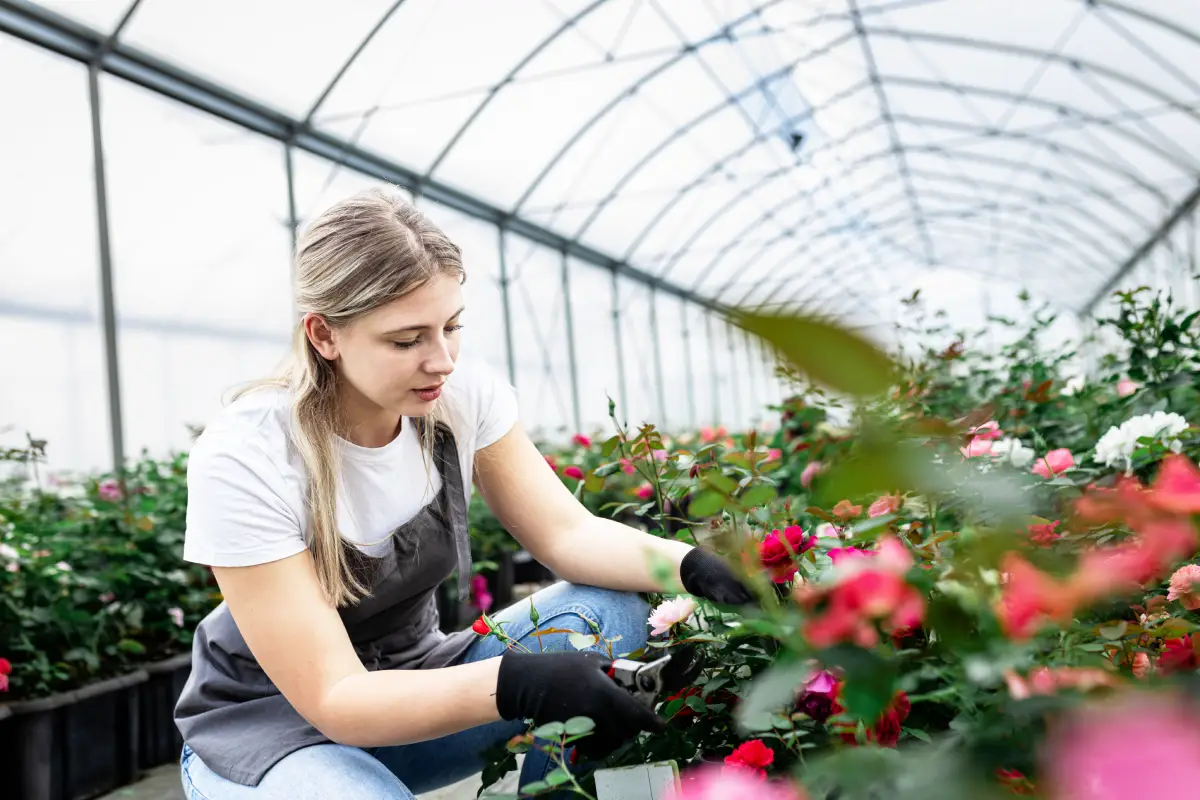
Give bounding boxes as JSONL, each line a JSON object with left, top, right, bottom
{"left": 307, "top": 272, "right": 464, "bottom": 421}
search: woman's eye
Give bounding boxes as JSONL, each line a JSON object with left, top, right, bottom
{"left": 446, "top": 324, "right": 464, "bottom": 333}
{"left": 392, "top": 340, "right": 419, "bottom": 349}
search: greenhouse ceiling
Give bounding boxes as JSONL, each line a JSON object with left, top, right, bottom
{"left": 5, "top": 0, "right": 1200, "bottom": 324}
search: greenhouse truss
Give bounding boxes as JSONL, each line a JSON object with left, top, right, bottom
{"left": 2, "top": 0, "right": 1199, "bottom": 474}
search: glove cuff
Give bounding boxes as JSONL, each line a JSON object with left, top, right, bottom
{"left": 679, "top": 546, "right": 721, "bottom": 597}
{"left": 495, "top": 650, "right": 531, "bottom": 721}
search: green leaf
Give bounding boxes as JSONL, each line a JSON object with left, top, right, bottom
{"left": 739, "top": 483, "right": 777, "bottom": 510}
{"left": 117, "top": 638, "right": 146, "bottom": 655}
{"left": 819, "top": 644, "right": 896, "bottom": 723}
{"left": 685, "top": 695, "right": 708, "bottom": 714}
{"left": 688, "top": 490, "right": 726, "bottom": 518}
{"left": 594, "top": 462, "right": 621, "bottom": 478}
{"left": 704, "top": 472, "right": 738, "bottom": 495}
{"left": 568, "top": 632, "right": 597, "bottom": 651}
{"left": 544, "top": 768, "right": 572, "bottom": 787}
{"left": 738, "top": 311, "right": 897, "bottom": 397}
{"left": 1098, "top": 622, "right": 1127, "bottom": 640}
{"left": 906, "top": 727, "right": 932, "bottom": 743}
{"left": 518, "top": 780, "right": 549, "bottom": 795}
{"left": 531, "top": 722, "right": 565, "bottom": 740}
{"left": 564, "top": 717, "right": 595, "bottom": 736}
{"left": 601, "top": 436, "right": 621, "bottom": 457}
{"left": 1078, "top": 643, "right": 1108, "bottom": 652}
{"left": 584, "top": 471, "right": 606, "bottom": 493}
{"left": 735, "top": 659, "right": 811, "bottom": 734}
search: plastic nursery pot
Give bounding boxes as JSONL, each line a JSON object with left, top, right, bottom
{"left": 0, "top": 669, "right": 148, "bottom": 800}
{"left": 137, "top": 652, "right": 193, "bottom": 770}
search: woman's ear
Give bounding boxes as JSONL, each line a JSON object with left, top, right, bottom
{"left": 303, "top": 313, "right": 339, "bottom": 361}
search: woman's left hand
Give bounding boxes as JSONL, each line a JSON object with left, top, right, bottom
{"left": 679, "top": 547, "right": 755, "bottom": 605}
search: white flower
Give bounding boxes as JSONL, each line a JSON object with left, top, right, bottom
{"left": 0, "top": 543, "right": 18, "bottom": 560}
{"left": 169, "top": 607, "right": 184, "bottom": 628}
{"left": 990, "top": 438, "right": 1035, "bottom": 468}
{"left": 1061, "top": 376, "right": 1086, "bottom": 396}
{"left": 647, "top": 597, "right": 696, "bottom": 636}
{"left": 55, "top": 561, "right": 72, "bottom": 572}
{"left": 1093, "top": 411, "right": 1189, "bottom": 472}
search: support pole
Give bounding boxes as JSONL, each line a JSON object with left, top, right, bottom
{"left": 612, "top": 272, "right": 628, "bottom": 428}
{"left": 561, "top": 249, "right": 582, "bottom": 434}
{"left": 88, "top": 62, "right": 124, "bottom": 475}
{"left": 649, "top": 289, "right": 668, "bottom": 428}
{"left": 497, "top": 227, "right": 517, "bottom": 388}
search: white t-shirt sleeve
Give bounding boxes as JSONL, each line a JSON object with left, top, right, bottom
{"left": 182, "top": 434, "right": 308, "bottom": 567}
{"left": 471, "top": 361, "right": 520, "bottom": 451}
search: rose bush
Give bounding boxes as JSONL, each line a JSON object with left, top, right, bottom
{"left": 471, "top": 286, "right": 1200, "bottom": 800}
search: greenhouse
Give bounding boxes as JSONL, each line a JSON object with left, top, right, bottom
{"left": 3, "top": 1, "right": 1200, "bottom": 799}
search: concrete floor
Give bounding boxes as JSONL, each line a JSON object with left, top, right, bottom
{"left": 99, "top": 760, "right": 522, "bottom": 799}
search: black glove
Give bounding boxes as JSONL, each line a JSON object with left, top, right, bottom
{"left": 679, "top": 546, "right": 755, "bottom": 605}
{"left": 496, "top": 650, "right": 666, "bottom": 756}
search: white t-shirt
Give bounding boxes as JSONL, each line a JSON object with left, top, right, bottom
{"left": 182, "top": 358, "right": 519, "bottom": 567}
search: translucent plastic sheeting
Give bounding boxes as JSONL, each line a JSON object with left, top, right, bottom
{"left": 503, "top": 234, "right": 576, "bottom": 442}
{"left": 653, "top": 292, "right": 694, "bottom": 432}
{"left": 23, "top": 0, "right": 1200, "bottom": 328}
{"left": 0, "top": 38, "right": 109, "bottom": 474}
{"left": 682, "top": 301, "right": 717, "bottom": 430}
{"left": 99, "top": 75, "right": 294, "bottom": 460}
{"left": 614, "top": 275, "right": 662, "bottom": 433}
{"left": 566, "top": 259, "right": 621, "bottom": 439}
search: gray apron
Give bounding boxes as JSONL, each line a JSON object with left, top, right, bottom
{"left": 174, "top": 420, "right": 478, "bottom": 786}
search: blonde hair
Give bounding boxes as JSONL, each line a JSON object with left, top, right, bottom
{"left": 238, "top": 188, "right": 465, "bottom": 607}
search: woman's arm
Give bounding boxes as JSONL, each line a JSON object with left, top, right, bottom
{"left": 213, "top": 552, "right": 503, "bottom": 748}
{"left": 473, "top": 422, "right": 693, "bottom": 592}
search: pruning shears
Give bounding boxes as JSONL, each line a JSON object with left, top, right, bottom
{"left": 609, "top": 645, "right": 705, "bottom": 708}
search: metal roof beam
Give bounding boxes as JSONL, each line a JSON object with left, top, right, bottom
{"left": 0, "top": 0, "right": 729, "bottom": 317}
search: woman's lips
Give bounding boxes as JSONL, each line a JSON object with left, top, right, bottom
{"left": 414, "top": 385, "right": 443, "bottom": 402}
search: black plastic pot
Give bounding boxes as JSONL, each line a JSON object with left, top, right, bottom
{"left": 0, "top": 669, "right": 147, "bottom": 800}
{"left": 512, "top": 548, "right": 554, "bottom": 585}
{"left": 485, "top": 550, "right": 515, "bottom": 609}
{"left": 137, "top": 653, "right": 192, "bottom": 770}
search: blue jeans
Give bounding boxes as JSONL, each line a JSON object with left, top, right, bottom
{"left": 179, "top": 582, "right": 650, "bottom": 799}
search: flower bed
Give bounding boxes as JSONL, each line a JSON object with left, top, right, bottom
{"left": 471, "top": 288, "right": 1200, "bottom": 799}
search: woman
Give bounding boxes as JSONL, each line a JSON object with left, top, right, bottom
{"left": 174, "top": 189, "right": 753, "bottom": 799}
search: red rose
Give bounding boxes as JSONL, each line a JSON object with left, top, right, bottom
{"left": 562, "top": 465, "right": 585, "bottom": 481}
{"left": 758, "top": 525, "right": 816, "bottom": 583}
{"left": 471, "top": 617, "right": 490, "bottom": 636}
{"left": 0, "top": 658, "right": 11, "bottom": 675}
{"left": 1157, "top": 636, "right": 1199, "bottom": 674}
{"left": 724, "top": 739, "right": 774, "bottom": 777}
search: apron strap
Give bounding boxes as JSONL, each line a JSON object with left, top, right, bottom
{"left": 414, "top": 416, "right": 474, "bottom": 602}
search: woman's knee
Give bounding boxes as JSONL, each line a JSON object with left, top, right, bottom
{"left": 532, "top": 583, "right": 650, "bottom": 653}
{"left": 181, "top": 742, "right": 415, "bottom": 799}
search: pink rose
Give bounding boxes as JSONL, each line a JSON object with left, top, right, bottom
{"left": 648, "top": 597, "right": 696, "bottom": 636}
{"left": 960, "top": 438, "right": 995, "bottom": 459}
{"left": 572, "top": 434, "right": 591, "bottom": 448}
{"left": 562, "top": 465, "right": 584, "bottom": 481}
{"left": 1032, "top": 448, "right": 1074, "bottom": 479}
{"left": 97, "top": 479, "right": 122, "bottom": 502}
{"left": 1042, "top": 692, "right": 1200, "bottom": 800}
{"left": 800, "top": 461, "right": 823, "bottom": 488}
{"left": 168, "top": 607, "right": 184, "bottom": 628}
{"left": 635, "top": 483, "right": 654, "bottom": 500}
{"left": 1168, "top": 564, "right": 1200, "bottom": 610}
{"left": 868, "top": 494, "right": 901, "bottom": 518}
{"left": 968, "top": 420, "right": 1003, "bottom": 440}
{"left": 669, "top": 766, "right": 806, "bottom": 800}
{"left": 1116, "top": 378, "right": 1139, "bottom": 397}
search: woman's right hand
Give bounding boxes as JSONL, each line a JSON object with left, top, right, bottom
{"left": 496, "top": 650, "right": 666, "bottom": 754}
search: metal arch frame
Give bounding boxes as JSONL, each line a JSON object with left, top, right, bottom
{"left": 432, "top": 0, "right": 800, "bottom": 206}
{"left": 642, "top": 75, "right": 1179, "bottom": 295}
{"left": 694, "top": 138, "right": 1142, "bottom": 302}
{"left": 848, "top": 0, "right": 936, "bottom": 268}
{"left": 618, "top": 79, "right": 876, "bottom": 266}
{"left": 881, "top": 75, "right": 1198, "bottom": 176}
{"left": 560, "top": 38, "right": 864, "bottom": 244}
{"left": 692, "top": 76, "right": 1195, "bottom": 296}
{"left": 733, "top": 180, "right": 1123, "bottom": 287}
